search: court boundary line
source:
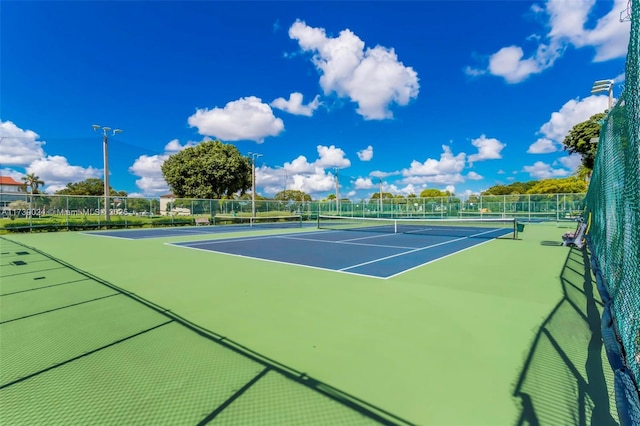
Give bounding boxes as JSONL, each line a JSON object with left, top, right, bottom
{"left": 339, "top": 228, "right": 506, "bottom": 271}
{"left": 165, "top": 242, "right": 389, "bottom": 280}
{"left": 81, "top": 233, "right": 137, "bottom": 240}
{"left": 82, "top": 225, "right": 321, "bottom": 241}
{"left": 385, "top": 235, "right": 507, "bottom": 279}
{"left": 170, "top": 230, "right": 334, "bottom": 246}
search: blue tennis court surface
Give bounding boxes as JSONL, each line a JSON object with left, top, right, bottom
{"left": 169, "top": 226, "right": 512, "bottom": 279}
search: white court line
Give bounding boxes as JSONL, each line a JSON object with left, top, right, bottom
{"left": 165, "top": 242, "right": 388, "bottom": 280}
{"left": 275, "top": 235, "right": 417, "bottom": 250}
{"left": 169, "top": 229, "right": 334, "bottom": 246}
{"left": 339, "top": 228, "right": 501, "bottom": 271}
{"left": 81, "top": 233, "right": 136, "bottom": 240}
{"left": 384, "top": 236, "right": 505, "bottom": 279}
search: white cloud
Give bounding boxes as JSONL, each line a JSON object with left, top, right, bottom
{"left": 289, "top": 20, "right": 419, "bottom": 120}
{"left": 466, "top": 0, "right": 630, "bottom": 83}
{"left": 523, "top": 160, "right": 570, "bottom": 179}
{"left": 188, "top": 96, "right": 284, "bottom": 142}
{"left": 271, "top": 92, "right": 321, "bottom": 116}
{"left": 539, "top": 96, "right": 609, "bottom": 141}
{"left": 0, "top": 120, "right": 46, "bottom": 166}
{"left": 255, "top": 166, "right": 290, "bottom": 195}
{"left": 467, "top": 134, "right": 505, "bottom": 163}
{"left": 259, "top": 144, "right": 351, "bottom": 196}
{"left": 402, "top": 145, "right": 466, "bottom": 177}
{"left": 399, "top": 183, "right": 425, "bottom": 196}
{"left": 288, "top": 171, "right": 335, "bottom": 195}
{"left": 314, "top": 145, "right": 351, "bottom": 169}
{"left": 353, "top": 177, "right": 376, "bottom": 189}
{"left": 128, "top": 139, "right": 196, "bottom": 196}
{"left": 357, "top": 145, "right": 373, "bottom": 161}
{"left": 546, "top": 0, "right": 631, "bottom": 62}
{"left": 370, "top": 170, "right": 400, "bottom": 179}
{"left": 529, "top": 95, "right": 609, "bottom": 152}
{"left": 281, "top": 145, "right": 350, "bottom": 174}
{"left": 489, "top": 44, "right": 561, "bottom": 83}
{"left": 466, "top": 171, "right": 483, "bottom": 180}
{"left": 400, "top": 174, "right": 465, "bottom": 186}
{"left": 27, "top": 156, "right": 102, "bottom": 193}
{"left": 283, "top": 155, "right": 316, "bottom": 174}
{"left": 558, "top": 153, "right": 582, "bottom": 171}
{"left": 528, "top": 138, "right": 557, "bottom": 154}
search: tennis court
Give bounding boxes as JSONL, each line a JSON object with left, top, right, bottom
{"left": 85, "top": 215, "right": 309, "bottom": 239}
{"left": 0, "top": 219, "right": 618, "bottom": 425}
{"left": 169, "top": 217, "right": 518, "bottom": 278}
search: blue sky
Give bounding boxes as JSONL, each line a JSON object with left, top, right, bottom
{"left": 0, "top": 0, "right": 632, "bottom": 200}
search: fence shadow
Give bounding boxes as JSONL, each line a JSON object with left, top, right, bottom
{"left": 513, "top": 247, "right": 618, "bottom": 426}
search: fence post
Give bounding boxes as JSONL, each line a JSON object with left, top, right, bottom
{"left": 503, "top": 195, "right": 506, "bottom": 218}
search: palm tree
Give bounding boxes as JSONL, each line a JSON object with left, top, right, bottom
{"left": 21, "top": 173, "right": 45, "bottom": 195}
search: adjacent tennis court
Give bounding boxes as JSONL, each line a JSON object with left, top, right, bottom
{"left": 169, "top": 216, "right": 518, "bottom": 278}
{"left": 85, "top": 215, "right": 308, "bottom": 239}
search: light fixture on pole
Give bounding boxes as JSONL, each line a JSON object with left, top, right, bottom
{"left": 248, "top": 152, "right": 262, "bottom": 218}
{"left": 591, "top": 79, "right": 614, "bottom": 110}
{"left": 92, "top": 125, "right": 123, "bottom": 221}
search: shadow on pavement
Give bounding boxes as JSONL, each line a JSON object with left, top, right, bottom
{"left": 513, "top": 246, "right": 618, "bottom": 426}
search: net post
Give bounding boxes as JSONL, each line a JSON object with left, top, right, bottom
{"left": 514, "top": 219, "right": 518, "bottom": 240}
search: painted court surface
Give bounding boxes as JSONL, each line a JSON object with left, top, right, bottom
{"left": 168, "top": 226, "right": 512, "bottom": 278}
{"left": 0, "top": 222, "right": 618, "bottom": 425}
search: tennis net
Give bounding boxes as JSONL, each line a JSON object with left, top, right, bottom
{"left": 213, "top": 214, "right": 303, "bottom": 228}
{"left": 317, "top": 215, "right": 519, "bottom": 239}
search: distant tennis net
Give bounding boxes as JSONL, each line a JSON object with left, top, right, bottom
{"left": 317, "top": 215, "right": 519, "bottom": 239}
{"left": 213, "top": 214, "right": 303, "bottom": 228}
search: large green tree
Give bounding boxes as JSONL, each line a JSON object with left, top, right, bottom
{"left": 526, "top": 177, "right": 587, "bottom": 194}
{"left": 55, "top": 178, "right": 127, "bottom": 196}
{"left": 419, "top": 188, "right": 451, "bottom": 198}
{"left": 562, "top": 112, "right": 606, "bottom": 169}
{"left": 482, "top": 181, "right": 536, "bottom": 195}
{"left": 161, "top": 140, "right": 251, "bottom": 199}
{"left": 369, "top": 192, "right": 394, "bottom": 200}
{"left": 274, "top": 189, "right": 311, "bottom": 202}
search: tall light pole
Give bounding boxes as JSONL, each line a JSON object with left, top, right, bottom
{"left": 92, "top": 125, "right": 123, "bottom": 221}
{"left": 591, "top": 79, "right": 614, "bottom": 110}
{"left": 283, "top": 168, "right": 288, "bottom": 192}
{"left": 333, "top": 167, "right": 340, "bottom": 214}
{"left": 379, "top": 177, "right": 383, "bottom": 214}
{"left": 248, "top": 152, "right": 262, "bottom": 218}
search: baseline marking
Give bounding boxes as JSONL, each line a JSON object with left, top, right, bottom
{"left": 340, "top": 228, "right": 501, "bottom": 271}
{"left": 165, "top": 242, "right": 387, "bottom": 279}
{"left": 384, "top": 235, "right": 504, "bottom": 279}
